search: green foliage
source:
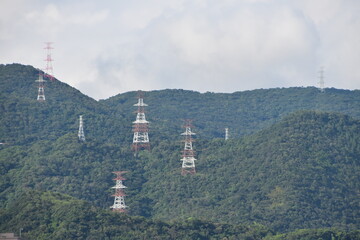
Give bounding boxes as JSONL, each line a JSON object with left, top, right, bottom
{"left": 103, "top": 87, "right": 360, "bottom": 138}
{"left": 0, "top": 191, "right": 274, "bottom": 240}
{"left": 1, "top": 64, "right": 360, "bottom": 235}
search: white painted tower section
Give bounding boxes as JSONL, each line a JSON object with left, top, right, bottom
{"left": 35, "top": 74, "right": 46, "bottom": 101}
{"left": 225, "top": 128, "right": 229, "bottom": 140}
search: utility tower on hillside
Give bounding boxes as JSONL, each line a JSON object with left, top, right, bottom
{"left": 35, "top": 73, "right": 46, "bottom": 101}
{"left": 44, "top": 42, "right": 55, "bottom": 81}
{"left": 225, "top": 128, "right": 229, "bottom": 140}
{"left": 318, "top": 67, "right": 325, "bottom": 93}
{"left": 78, "top": 115, "right": 85, "bottom": 142}
{"left": 110, "top": 171, "right": 128, "bottom": 213}
{"left": 180, "top": 120, "right": 197, "bottom": 175}
{"left": 132, "top": 91, "right": 150, "bottom": 152}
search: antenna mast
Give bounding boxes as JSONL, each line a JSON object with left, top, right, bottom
{"left": 35, "top": 73, "right": 46, "bottom": 101}
{"left": 78, "top": 115, "right": 85, "bottom": 142}
{"left": 318, "top": 67, "right": 325, "bottom": 92}
{"left": 132, "top": 91, "right": 150, "bottom": 152}
{"left": 44, "top": 42, "right": 55, "bottom": 81}
{"left": 181, "top": 120, "right": 197, "bottom": 175}
{"left": 110, "top": 171, "right": 128, "bottom": 213}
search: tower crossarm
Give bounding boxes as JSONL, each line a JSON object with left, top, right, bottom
{"left": 134, "top": 98, "right": 148, "bottom": 107}
{"left": 181, "top": 127, "right": 196, "bottom": 136}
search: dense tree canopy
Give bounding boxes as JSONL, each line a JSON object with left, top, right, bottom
{"left": 1, "top": 64, "right": 360, "bottom": 239}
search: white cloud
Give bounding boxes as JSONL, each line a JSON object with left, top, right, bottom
{"left": 0, "top": 0, "right": 360, "bottom": 99}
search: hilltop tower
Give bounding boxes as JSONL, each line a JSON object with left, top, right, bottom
{"left": 78, "top": 115, "right": 85, "bottom": 142}
{"left": 44, "top": 42, "right": 55, "bottom": 81}
{"left": 110, "top": 171, "right": 128, "bottom": 213}
{"left": 35, "top": 73, "right": 46, "bottom": 101}
{"left": 180, "top": 120, "right": 197, "bottom": 175}
{"left": 132, "top": 91, "right": 150, "bottom": 152}
{"left": 225, "top": 128, "right": 229, "bottom": 140}
{"left": 318, "top": 67, "right": 325, "bottom": 93}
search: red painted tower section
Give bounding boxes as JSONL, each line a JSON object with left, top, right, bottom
{"left": 44, "top": 42, "right": 55, "bottom": 82}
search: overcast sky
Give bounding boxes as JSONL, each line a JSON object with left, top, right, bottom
{"left": 1, "top": 0, "right": 359, "bottom": 100}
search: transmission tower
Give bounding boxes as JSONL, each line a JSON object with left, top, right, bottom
{"left": 318, "top": 67, "right": 325, "bottom": 93}
{"left": 78, "top": 115, "right": 85, "bottom": 142}
{"left": 181, "top": 120, "right": 197, "bottom": 175}
{"left": 132, "top": 91, "right": 150, "bottom": 152}
{"left": 225, "top": 128, "right": 229, "bottom": 140}
{"left": 44, "top": 42, "right": 55, "bottom": 81}
{"left": 110, "top": 171, "right": 128, "bottom": 213}
{"left": 35, "top": 73, "right": 46, "bottom": 101}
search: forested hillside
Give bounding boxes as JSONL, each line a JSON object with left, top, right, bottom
{"left": 104, "top": 86, "right": 360, "bottom": 138}
{"left": 1, "top": 63, "right": 360, "bottom": 238}
{"left": 0, "top": 191, "right": 275, "bottom": 240}
{"left": 0, "top": 64, "right": 129, "bottom": 145}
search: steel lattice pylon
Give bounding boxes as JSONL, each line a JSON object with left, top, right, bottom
{"left": 110, "top": 171, "right": 128, "bottom": 213}
{"left": 35, "top": 73, "right": 46, "bottom": 101}
{"left": 44, "top": 42, "right": 55, "bottom": 82}
{"left": 181, "top": 120, "right": 197, "bottom": 175}
{"left": 132, "top": 91, "right": 150, "bottom": 152}
{"left": 78, "top": 115, "right": 85, "bottom": 142}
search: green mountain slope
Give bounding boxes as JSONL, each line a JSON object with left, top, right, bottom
{"left": 1, "top": 63, "right": 360, "bottom": 234}
{"left": 103, "top": 87, "right": 360, "bottom": 138}
{"left": 135, "top": 111, "right": 360, "bottom": 231}
{"left": 1, "top": 191, "right": 358, "bottom": 240}
{"left": 0, "top": 191, "right": 274, "bottom": 240}
{"left": 1, "top": 110, "right": 359, "bottom": 231}
{"left": 0, "top": 64, "right": 130, "bottom": 145}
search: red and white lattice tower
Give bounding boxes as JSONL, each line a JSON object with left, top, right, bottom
{"left": 35, "top": 72, "right": 46, "bottom": 101}
{"left": 44, "top": 42, "right": 55, "bottom": 81}
{"left": 181, "top": 120, "right": 197, "bottom": 175}
{"left": 132, "top": 91, "right": 150, "bottom": 152}
{"left": 110, "top": 171, "right": 128, "bottom": 213}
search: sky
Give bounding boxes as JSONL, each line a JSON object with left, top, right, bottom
{"left": 1, "top": 0, "right": 359, "bottom": 100}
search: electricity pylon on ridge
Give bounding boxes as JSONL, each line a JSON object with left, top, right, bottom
{"left": 225, "top": 128, "right": 229, "bottom": 140}
{"left": 318, "top": 66, "right": 325, "bottom": 93}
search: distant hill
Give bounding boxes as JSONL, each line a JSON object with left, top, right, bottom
{"left": 103, "top": 86, "right": 360, "bottom": 139}
{"left": 1, "top": 63, "right": 359, "bottom": 235}
{"left": 2, "top": 63, "right": 360, "bottom": 142}
{"left": 0, "top": 64, "right": 128, "bottom": 145}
